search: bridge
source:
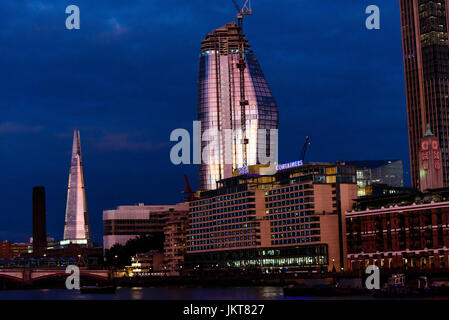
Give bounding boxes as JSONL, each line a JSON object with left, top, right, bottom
{"left": 0, "top": 268, "right": 112, "bottom": 284}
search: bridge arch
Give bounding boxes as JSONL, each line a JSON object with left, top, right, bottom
{"left": 0, "top": 272, "right": 23, "bottom": 282}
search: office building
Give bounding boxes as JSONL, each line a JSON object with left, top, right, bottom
{"left": 346, "top": 160, "right": 405, "bottom": 197}
{"left": 399, "top": 0, "right": 449, "bottom": 188}
{"left": 0, "top": 241, "right": 28, "bottom": 259}
{"left": 62, "top": 130, "right": 91, "bottom": 247}
{"left": 163, "top": 208, "right": 189, "bottom": 275}
{"left": 198, "top": 21, "right": 279, "bottom": 191}
{"left": 103, "top": 202, "right": 189, "bottom": 274}
{"left": 186, "top": 162, "right": 357, "bottom": 272}
{"left": 348, "top": 160, "right": 404, "bottom": 188}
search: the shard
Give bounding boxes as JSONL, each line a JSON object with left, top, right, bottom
{"left": 62, "top": 129, "right": 91, "bottom": 246}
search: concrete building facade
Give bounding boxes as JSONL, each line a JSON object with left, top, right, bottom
{"left": 186, "top": 162, "right": 357, "bottom": 272}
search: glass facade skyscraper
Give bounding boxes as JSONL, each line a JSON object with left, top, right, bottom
{"left": 399, "top": 0, "right": 449, "bottom": 188}
{"left": 198, "top": 21, "right": 279, "bottom": 190}
{"left": 63, "top": 129, "right": 91, "bottom": 246}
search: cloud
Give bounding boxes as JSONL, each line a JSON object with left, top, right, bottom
{"left": 106, "top": 18, "right": 129, "bottom": 36}
{"left": 26, "top": 1, "right": 54, "bottom": 12}
{"left": 92, "top": 132, "right": 168, "bottom": 152}
{"left": 0, "top": 122, "right": 45, "bottom": 135}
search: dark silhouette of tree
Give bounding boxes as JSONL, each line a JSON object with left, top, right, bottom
{"left": 104, "top": 233, "right": 164, "bottom": 268}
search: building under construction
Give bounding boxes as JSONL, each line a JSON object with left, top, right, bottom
{"left": 198, "top": 19, "right": 279, "bottom": 191}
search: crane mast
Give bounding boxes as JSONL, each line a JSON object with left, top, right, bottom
{"left": 301, "top": 136, "right": 311, "bottom": 163}
{"left": 232, "top": 0, "right": 252, "bottom": 168}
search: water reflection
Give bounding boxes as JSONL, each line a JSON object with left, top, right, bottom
{"left": 0, "top": 286, "right": 286, "bottom": 300}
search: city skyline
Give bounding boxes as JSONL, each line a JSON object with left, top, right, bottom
{"left": 0, "top": 0, "right": 407, "bottom": 244}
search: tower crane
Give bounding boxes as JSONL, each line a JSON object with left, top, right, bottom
{"left": 182, "top": 174, "right": 195, "bottom": 202}
{"left": 232, "top": 0, "right": 252, "bottom": 168}
{"left": 301, "top": 136, "right": 311, "bottom": 163}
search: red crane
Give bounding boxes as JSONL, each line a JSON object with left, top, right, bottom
{"left": 182, "top": 174, "right": 196, "bottom": 201}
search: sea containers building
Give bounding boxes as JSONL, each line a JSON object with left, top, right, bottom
{"left": 185, "top": 162, "right": 357, "bottom": 272}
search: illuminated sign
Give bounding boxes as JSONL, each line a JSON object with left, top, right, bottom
{"left": 276, "top": 160, "right": 304, "bottom": 171}
{"left": 238, "top": 166, "right": 249, "bottom": 175}
{"left": 237, "top": 160, "right": 304, "bottom": 175}
{"left": 421, "top": 139, "right": 441, "bottom": 171}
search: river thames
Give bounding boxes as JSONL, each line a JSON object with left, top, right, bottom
{"left": 0, "top": 287, "right": 283, "bottom": 300}
{"left": 0, "top": 286, "right": 377, "bottom": 300}
{"left": 2, "top": 286, "right": 448, "bottom": 300}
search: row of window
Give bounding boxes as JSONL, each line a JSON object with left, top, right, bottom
{"left": 266, "top": 204, "right": 315, "bottom": 214}
{"left": 190, "top": 192, "right": 255, "bottom": 207}
{"left": 188, "top": 229, "right": 256, "bottom": 240}
{"left": 188, "top": 236, "right": 257, "bottom": 245}
{"left": 266, "top": 198, "right": 314, "bottom": 208}
{"left": 268, "top": 211, "right": 315, "bottom": 220}
{"left": 190, "top": 198, "right": 255, "bottom": 212}
{"left": 190, "top": 216, "right": 251, "bottom": 229}
{"left": 271, "top": 223, "right": 320, "bottom": 232}
{"left": 265, "top": 191, "right": 314, "bottom": 202}
{"left": 270, "top": 216, "right": 319, "bottom": 225}
{"left": 191, "top": 205, "right": 255, "bottom": 217}
{"left": 265, "top": 184, "right": 314, "bottom": 195}
{"left": 187, "top": 242, "right": 258, "bottom": 251}
{"left": 187, "top": 222, "right": 259, "bottom": 235}
{"left": 104, "top": 219, "right": 162, "bottom": 224}
{"left": 271, "top": 237, "right": 321, "bottom": 245}
{"left": 271, "top": 230, "right": 321, "bottom": 238}
{"left": 191, "top": 210, "right": 255, "bottom": 223}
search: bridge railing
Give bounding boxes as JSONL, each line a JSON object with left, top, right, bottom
{"left": 0, "top": 258, "right": 103, "bottom": 269}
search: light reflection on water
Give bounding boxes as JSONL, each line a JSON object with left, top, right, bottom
{"left": 2, "top": 287, "right": 443, "bottom": 300}
{"left": 0, "top": 286, "right": 287, "bottom": 300}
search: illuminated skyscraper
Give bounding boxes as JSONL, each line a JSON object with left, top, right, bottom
{"left": 198, "top": 21, "right": 279, "bottom": 190}
{"left": 63, "top": 129, "right": 91, "bottom": 246}
{"left": 399, "top": 0, "right": 449, "bottom": 188}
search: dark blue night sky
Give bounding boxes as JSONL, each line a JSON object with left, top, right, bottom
{"left": 0, "top": 0, "right": 408, "bottom": 244}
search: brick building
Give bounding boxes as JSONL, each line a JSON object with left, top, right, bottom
{"left": 346, "top": 189, "right": 449, "bottom": 271}
{"left": 0, "top": 241, "right": 28, "bottom": 259}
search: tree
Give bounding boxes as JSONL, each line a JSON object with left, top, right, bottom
{"left": 104, "top": 233, "right": 165, "bottom": 268}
